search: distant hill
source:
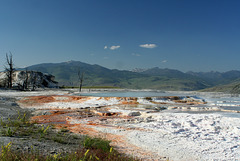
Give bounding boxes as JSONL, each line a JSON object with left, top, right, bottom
{"left": 187, "top": 70, "right": 240, "bottom": 86}
{"left": 141, "top": 67, "right": 195, "bottom": 79}
{"left": 23, "top": 61, "right": 240, "bottom": 91}
{"left": 199, "top": 78, "right": 240, "bottom": 93}
{"left": 25, "top": 61, "right": 144, "bottom": 87}
{"left": 186, "top": 70, "right": 240, "bottom": 93}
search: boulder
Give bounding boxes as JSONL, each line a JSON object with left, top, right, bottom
{"left": 128, "top": 111, "right": 141, "bottom": 116}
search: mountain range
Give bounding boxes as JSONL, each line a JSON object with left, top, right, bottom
{"left": 23, "top": 61, "right": 240, "bottom": 92}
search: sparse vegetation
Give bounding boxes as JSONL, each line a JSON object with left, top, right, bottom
{"left": 83, "top": 136, "right": 111, "bottom": 152}
{"left": 0, "top": 142, "right": 138, "bottom": 161}
{"left": 0, "top": 113, "right": 139, "bottom": 161}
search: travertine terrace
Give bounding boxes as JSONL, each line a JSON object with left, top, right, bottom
{"left": 1, "top": 89, "right": 239, "bottom": 160}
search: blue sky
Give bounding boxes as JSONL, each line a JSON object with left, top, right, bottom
{"left": 0, "top": 0, "right": 240, "bottom": 72}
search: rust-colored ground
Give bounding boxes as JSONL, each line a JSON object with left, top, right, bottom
{"left": 21, "top": 94, "right": 204, "bottom": 160}
{"left": 30, "top": 108, "right": 163, "bottom": 160}
{"left": 18, "top": 95, "right": 141, "bottom": 107}
{"left": 18, "top": 95, "right": 89, "bottom": 106}
{"left": 18, "top": 95, "right": 204, "bottom": 108}
{"left": 22, "top": 95, "right": 165, "bottom": 160}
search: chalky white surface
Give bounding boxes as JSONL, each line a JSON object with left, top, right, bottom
{"left": 125, "top": 113, "right": 240, "bottom": 160}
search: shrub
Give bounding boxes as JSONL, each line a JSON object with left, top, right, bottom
{"left": 83, "top": 136, "right": 111, "bottom": 152}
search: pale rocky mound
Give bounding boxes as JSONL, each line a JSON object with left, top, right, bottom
{"left": 0, "top": 70, "right": 58, "bottom": 89}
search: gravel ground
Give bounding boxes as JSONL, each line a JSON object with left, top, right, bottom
{"left": 0, "top": 93, "right": 82, "bottom": 156}
{"left": 0, "top": 97, "right": 22, "bottom": 121}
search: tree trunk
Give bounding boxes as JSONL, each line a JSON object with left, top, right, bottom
{"left": 5, "top": 53, "right": 14, "bottom": 89}
{"left": 78, "top": 69, "right": 84, "bottom": 92}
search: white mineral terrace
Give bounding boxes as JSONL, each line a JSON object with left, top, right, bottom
{"left": 93, "top": 112, "right": 240, "bottom": 160}
{"left": 1, "top": 89, "right": 240, "bottom": 160}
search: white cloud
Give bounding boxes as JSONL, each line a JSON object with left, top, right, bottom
{"left": 162, "top": 60, "right": 167, "bottom": 63}
{"left": 104, "top": 46, "right": 108, "bottom": 49}
{"left": 139, "top": 44, "right": 157, "bottom": 49}
{"left": 132, "top": 53, "right": 141, "bottom": 56}
{"left": 109, "top": 45, "right": 120, "bottom": 50}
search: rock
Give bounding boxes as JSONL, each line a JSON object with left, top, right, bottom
{"left": 128, "top": 111, "right": 141, "bottom": 116}
{"left": 5, "top": 102, "right": 18, "bottom": 107}
{"left": 50, "top": 150, "right": 56, "bottom": 154}
{"left": 24, "top": 146, "right": 31, "bottom": 152}
{"left": 168, "top": 106, "right": 177, "bottom": 109}
{"left": 154, "top": 106, "right": 167, "bottom": 111}
{"left": 10, "top": 102, "right": 18, "bottom": 106}
{"left": 145, "top": 110, "right": 158, "bottom": 113}
{"left": 96, "top": 111, "right": 118, "bottom": 116}
{"left": 146, "top": 118, "right": 155, "bottom": 123}
{"left": 32, "top": 110, "right": 52, "bottom": 116}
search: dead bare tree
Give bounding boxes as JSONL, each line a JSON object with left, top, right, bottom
{"left": 5, "top": 53, "right": 15, "bottom": 89}
{"left": 22, "top": 68, "right": 29, "bottom": 90}
{"left": 78, "top": 69, "right": 84, "bottom": 92}
{"left": 20, "top": 70, "right": 38, "bottom": 91}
